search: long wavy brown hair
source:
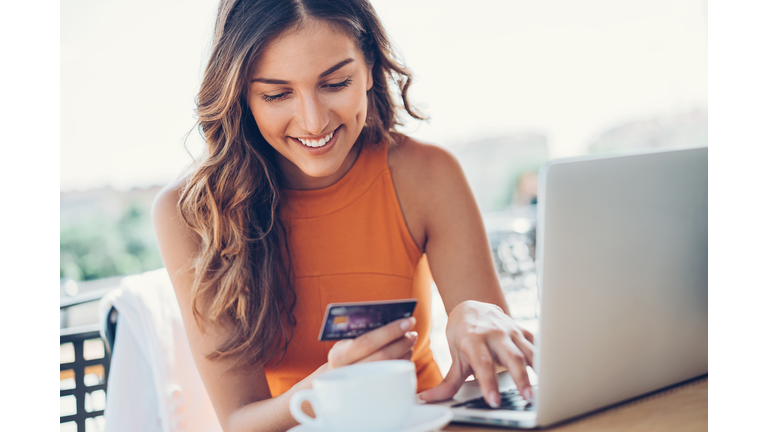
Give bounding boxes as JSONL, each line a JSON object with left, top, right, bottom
{"left": 178, "top": 0, "right": 425, "bottom": 369}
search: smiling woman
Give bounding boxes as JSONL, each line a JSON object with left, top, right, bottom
{"left": 151, "top": 1, "right": 536, "bottom": 431}
{"left": 247, "top": 22, "right": 373, "bottom": 188}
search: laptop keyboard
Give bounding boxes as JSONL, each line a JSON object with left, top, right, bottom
{"left": 451, "top": 388, "right": 535, "bottom": 411}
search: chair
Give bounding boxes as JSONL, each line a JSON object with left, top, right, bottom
{"left": 60, "top": 301, "right": 112, "bottom": 432}
{"left": 97, "top": 268, "right": 222, "bottom": 432}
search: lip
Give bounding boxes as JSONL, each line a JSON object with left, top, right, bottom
{"left": 290, "top": 126, "right": 341, "bottom": 156}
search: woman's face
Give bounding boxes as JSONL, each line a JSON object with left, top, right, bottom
{"left": 248, "top": 21, "right": 373, "bottom": 190}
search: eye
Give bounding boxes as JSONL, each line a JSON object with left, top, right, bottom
{"left": 325, "top": 78, "right": 352, "bottom": 91}
{"left": 261, "top": 92, "right": 289, "bottom": 102}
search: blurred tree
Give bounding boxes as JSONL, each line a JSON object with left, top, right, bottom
{"left": 60, "top": 200, "right": 163, "bottom": 281}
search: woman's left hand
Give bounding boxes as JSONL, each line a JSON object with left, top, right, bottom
{"left": 419, "top": 300, "right": 536, "bottom": 407}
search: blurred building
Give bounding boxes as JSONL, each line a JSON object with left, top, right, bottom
{"left": 448, "top": 133, "right": 549, "bottom": 214}
{"left": 588, "top": 107, "right": 707, "bottom": 154}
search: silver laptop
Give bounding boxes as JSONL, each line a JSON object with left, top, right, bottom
{"left": 433, "top": 147, "right": 708, "bottom": 428}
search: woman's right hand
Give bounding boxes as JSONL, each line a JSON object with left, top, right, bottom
{"left": 327, "top": 317, "right": 418, "bottom": 370}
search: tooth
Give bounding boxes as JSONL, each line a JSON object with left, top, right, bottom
{"left": 297, "top": 131, "right": 334, "bottom": 148}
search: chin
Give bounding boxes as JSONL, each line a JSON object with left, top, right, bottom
{"left": 303, "top": 165, "right": 343, "bottom": 179}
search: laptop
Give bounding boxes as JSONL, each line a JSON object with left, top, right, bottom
{"left": 431, "top": 146, "right": 708, "bottom": 428}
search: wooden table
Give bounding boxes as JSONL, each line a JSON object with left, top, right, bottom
{"left": 444, "top": 377, "right": 707, "bottom": 431}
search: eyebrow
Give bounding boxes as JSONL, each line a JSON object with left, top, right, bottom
{"left": 251, "top": 58, "right": 355, "bottom": 84}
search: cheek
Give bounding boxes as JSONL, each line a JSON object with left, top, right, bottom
{"left": 329, "top": 88, "right": 368, "bottom": 121}
{"left": 251, "top": 104, "right": 290, "bottom": 138}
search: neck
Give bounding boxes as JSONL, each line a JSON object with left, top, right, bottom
{"left": 278, "top": 142, "right": 363, "bottom": 190}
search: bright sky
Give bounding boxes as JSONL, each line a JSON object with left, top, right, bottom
{"left": 60, "top": 0, "right": 707, "bottom": 191}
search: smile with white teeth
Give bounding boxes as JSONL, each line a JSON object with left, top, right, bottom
{"left": 296, "top": 130, "right": 334, "bottom": 148}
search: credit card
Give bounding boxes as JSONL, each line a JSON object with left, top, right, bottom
{"left": 318, "top": 299, "right": 418, "bottom": 341}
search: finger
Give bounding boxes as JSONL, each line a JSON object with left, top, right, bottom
{"left": 329, "top": 317, "right": 415, "bottom": 366}
{"left": 521, "top": 328, "right": 535, "bottom": 345}
{"left": 358, "top": 331, "right": 418, "bottom": 363}
{"left": 418, "top": 357, "right": 469, "bottom": 402}
{"left": 463, "top": 340, "right": 502, "bottom": 408}
{"left": 509, "top": 329, "right": 536, "bottom": 367}
{"left": 327, "top": 340, "right": 352, "bottom": 369}
{"left": 490, "top": 336, "right": 533, "bottom": 402}
{"left": 398, "top": 348, "right": 414, "bottom": 360}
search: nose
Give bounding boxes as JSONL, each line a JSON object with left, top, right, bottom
{"left": 296, "top": 92, "right": 330, "bottom": 136}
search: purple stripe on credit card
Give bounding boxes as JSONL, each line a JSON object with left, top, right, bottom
{"left": 318, "top": 299, "right": 418, "bottom": 341}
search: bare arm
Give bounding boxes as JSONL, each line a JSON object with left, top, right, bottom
{"left": 152, "top": 179, "right": 417, "bottom": 432}
{"left": 152, "top": 179, "right": 298, "bottom": 431}
{"left": 389, "top": 137, "right": 537, "bottom": 406}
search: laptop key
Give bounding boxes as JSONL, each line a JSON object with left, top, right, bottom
{"left": 452, "top": 389, "right": 534, "bottom": 411}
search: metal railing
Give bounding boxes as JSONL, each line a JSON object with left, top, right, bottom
{"left": 60, "top": 289, "right": 116, "bottom": 432}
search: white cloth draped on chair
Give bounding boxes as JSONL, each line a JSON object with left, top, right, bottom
{"left": 99, "top": 268, "right": 222, "bottom": 432}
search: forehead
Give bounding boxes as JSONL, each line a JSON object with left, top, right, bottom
{"left": 251, "top": 21, "right": 362, "bottom": 79}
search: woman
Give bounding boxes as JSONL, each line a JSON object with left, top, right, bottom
{"left": 153, "top": 0, "right": 536, "bottom": 430}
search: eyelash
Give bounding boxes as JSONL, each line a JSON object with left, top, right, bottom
{"left": 260, "top": 78, "right": 353, "bottom": 102}
{"left": 261, "top": 93, "right": 286, "bottom": 102}
{"left": 327, "top": 78, "right": 353, "bottom": 90}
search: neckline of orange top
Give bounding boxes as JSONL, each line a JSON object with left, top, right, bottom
{"left": 280, "top": 142, "right": 389, "bottom": 219}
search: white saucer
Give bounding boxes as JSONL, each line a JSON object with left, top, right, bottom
{"left": 288, "top": 405, "right": 453, "bottom": 432}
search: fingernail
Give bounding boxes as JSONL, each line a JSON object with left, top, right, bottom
{"left": 401, "top": 318, "right": 415, "bottom": 330}
{"left": 408, "top": 331, "right": 418, "bottom": 339}
{"left": 489, "top": 392, "right": 500, "bottom": 408}
{"left": 523, "top": 387, "right": 534, "bottom": 402}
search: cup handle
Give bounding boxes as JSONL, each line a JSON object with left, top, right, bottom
{"left": 289, "top": 389, "right": 323, "bottom": 429}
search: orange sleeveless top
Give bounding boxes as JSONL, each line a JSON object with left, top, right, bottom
{"left": 264, "top": 142, "right": 444, "bottom": 396}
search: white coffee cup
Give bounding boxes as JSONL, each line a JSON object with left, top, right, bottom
{"left": 289, "top": 360, "right": 417, "bottom": 432}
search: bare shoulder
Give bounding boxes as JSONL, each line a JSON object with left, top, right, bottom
{"left": 388, "top": 134, "right": 464, "bottom": 183}
{"left": 151, "top": 176, "right": 196, "bottom": 241}
{"left": 151, "top": 176, "right": 185, "bottom": 227}
{"left": 151, "top": 176, "right": 201, "bottom": 283}
{"left": 388, "top": 134, "right": 469, "bottom": 208}
{"left": 387, "top": 135, "right": 471, "bottom": 251}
